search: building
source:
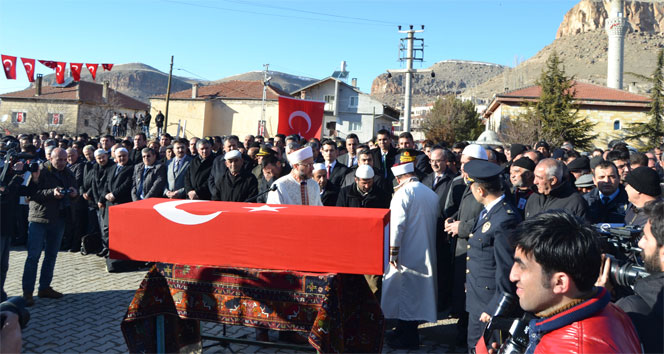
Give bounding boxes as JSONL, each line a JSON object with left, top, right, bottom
{"left": 483, "top": 81, "right": 651, "bottom": 148}
{"left": 149, "top": 81, "right": 288, "bottom": 139}
{"left": 290, "top": 77, "right": 399, "bottom": 142}
{"left": 0, "top": 78, "right": 148, "bottom": 136}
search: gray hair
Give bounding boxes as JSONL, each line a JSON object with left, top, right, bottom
{"left": 83, "top": 144, "right": 95, "bottom": 153}
{"left": 539, "top": 158, "right": 563, "bottom": 181}
{"left": 196, "top": 139, "right": 211, "bottom": 149}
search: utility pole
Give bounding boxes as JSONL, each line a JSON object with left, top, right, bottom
{"left": 387, "top": 25, "right": 430, "bottom": 133}
{"left": 164, "top": 55, "right": 174, "bottom": 132}
{"left": 260, "top": 64, "right": 271, "bottom": 137}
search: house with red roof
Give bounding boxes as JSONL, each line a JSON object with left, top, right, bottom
{"left": 149, "top": 80, "right": 289, "bottom": 138}
{"left": 0, "top": 78, "right": 148, "bottom": 136}
{"left": 482, "top": 81, "right": 651, "bottom": 148}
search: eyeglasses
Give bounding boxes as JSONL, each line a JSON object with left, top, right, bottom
{"left": 298, "top": 163, "right": 314, "bottom": 167}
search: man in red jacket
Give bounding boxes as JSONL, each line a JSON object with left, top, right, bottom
{"left": 502, "top": 211, "right": 642, "bottom": 354}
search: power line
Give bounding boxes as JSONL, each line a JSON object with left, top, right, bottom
{"left": 175, "top": 68, "right": 210, "bottom": 81}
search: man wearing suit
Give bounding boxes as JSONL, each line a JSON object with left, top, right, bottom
{"left": 185, "top": 139, "right": 214, "bottom": 200}
{"left": 371, "top": 129, "right": 398, "bottom": 182}
{"left": 132, "top": 148, "right": 166, "bottom": 201}
{"left": 130, "top": 133, "right": 147, "bottom": 165}
{"left": 98, "top": 148, "right": 134, "bottom": 257}
{"left": 337, "top": 133, "right": 359, "bottom": 168}
{"left": 463, "top": 160, "right": 521, "bottom": 350}
{"left": 164, "top": 140, "right": 192, "bottom": 199}
{"left": 321, "top": 139, "right": 348, "bottom": 189}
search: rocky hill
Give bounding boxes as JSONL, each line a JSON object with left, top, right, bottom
{"left": 212, "top": 71, "right": 318, "bottom": 95}
{"left": 370, "top": 60, "right": 507, "bottom": 108}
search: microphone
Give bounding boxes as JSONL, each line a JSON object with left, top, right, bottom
{"left": 244, "top": 184, "right": 277, "bottom": 203}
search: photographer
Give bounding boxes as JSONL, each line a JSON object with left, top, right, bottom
{"left": 501, "top": 211, "right": 641, "bottom": 354}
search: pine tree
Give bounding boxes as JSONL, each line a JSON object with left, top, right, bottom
{"left": 421, "top": 95, "right": 483, "bottom": 144}
{"left": 517, "top": 52, "right": 597, "bottom": 150}
{"left": 625, "top": 49, "right": 664, "bottom": 150}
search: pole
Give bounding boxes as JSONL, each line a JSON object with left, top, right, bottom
{"left": 261, "top": 64, "right": 270, "bottom": 136}
{"left": 164, "top": 55, "right": 174, "bottom": 133}
{"left": 403, "top": 30, "right": 414, "bottom": 133}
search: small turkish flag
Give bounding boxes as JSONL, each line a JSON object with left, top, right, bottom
{"left": 55, "top": 62, "right": 66, "bottom": 84}
{"left": 2, "top": 55, "right": 17, "bottom": 80}
{"left": 21, "top": 58, "right": 35, "bottom": 82}
{"left": 86, "top": 63, "right": 98, "bottom": 80}
{"left": 38, "top": 60, "right": 57, "bottom": 69}
{"left": 277, "top": 96, "right": 324, "bottom": 140}
{"left": 52, "top": 113, "right": 60, "bottom": 125}
{"left": 70, "top": 63, "right": 82, "bottom": 81}
{"left": 17, "top": 112, "right": 23, "bottom": 123}
{"left": 102, "top": 63, "right": 113, "bottom": 71}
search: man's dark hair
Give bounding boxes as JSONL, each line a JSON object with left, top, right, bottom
{"left": 474, "top": 178, "right": 502, "bottom": 195}
{"left": 514, "top": 211, "right": 601, "bottom": 292}
{"left": 321, "top": 139, "right": 336, "bottom": 149}
{"left": 103, "top": 134, "right": 115, "bottom": 141}
{"left": 261, "top": 155, "right": 280, "bottom": 168}
{"left": 275, "top": 134, "right": 286, "bottom": 140}
{"left": 398, "top": 132, "right": 413, "bottom": 141}
{"left": 135, "top": 132, "right": 147, "bottom": 140}
{"left": 358, "top": 148, "right": 372, "bottom": 157}
{"left": 630, "top": 152, "right": 648, "bottom": 167}
{"left": 592, "top": 148, "right": 604, "bottom": 155}
{"left": 606, "top": 149, "right": 630, "bottom": 162}
{"left": 346, "top": 133, "right": 359, "bottom": 141}
{"left": 121, "top": 139, "right": 134, "bottom": 149}
{"left": 452, "top": 141, "right": 468, "bottom": 150}
{"left": 644, "top": 200, "right": 664, "bottom": 247}
{"left": 592, "top": 160, "right": 618, "bottom": 176}
{"left": 376, "top": 129, "right": 391, "bottom": 138}
{"left": 141, "top": 147, "right": 156, "bottom": 156}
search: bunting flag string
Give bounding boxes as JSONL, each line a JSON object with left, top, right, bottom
{"left": 0, "top": 54, "right": 113, "bottom": 81}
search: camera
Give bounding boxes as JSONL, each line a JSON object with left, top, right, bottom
{"left": 606, "top": 254, "right": 649, "bottom": 288}
{"left": 58, "top": 188, "right": 68, "bottom": 194}
{"left": 483, "top": 292, "right": 533, "bottom": 354}
{"left": 0, "top": 296, "right": 30, "bottom": 329}
{"left": 594, "top": 224, "right": 648, "bottom": 288}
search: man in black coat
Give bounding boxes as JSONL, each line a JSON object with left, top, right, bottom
{"left": 185, "top": 139, "right": 214, "bottom": 200}
{"left": 583, "top": 160, "right": 629, "bottom": 224}
{"left": 91, "top": 150, "right": 115, "bottom": 238}
{"left": 131, "top": 148, "right": 166, "bottom": 201}
{"left": 64, "top": 147, "right": 86, "bottom": 252}
{"left": 371, "top": 129, "right": 398, "bottom": 182}
{"left": 154, "top": 110, "right": 165, "bottom": 136}
{"left": 256, "top": 155, "right": 284, "bottom": 204}
{"left": 312, "top": 163, "right": 339, "bottom": 206}
{"left": 320, "top": 139, "right": 348, "bottom": 189}
{"left": 130, "top": 132, "right": 147, "bottom": 165}
{"left": 209, "top": 150, "right": 257, "bottom": 202}
{"left": 98, "top": 148, "right": 134, "bottom": 257}
{"left": 525, "top": 158, "right": 587, "bottom": 220}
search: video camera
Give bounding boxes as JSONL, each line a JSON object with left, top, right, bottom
{"left": 0, "top": 145, "right": 39, "bottom": 188}
{"left": 482, "top": 292, "right": 534, "bottom": 354}
{"left": 594, "top": 223, "right": 649, "bottom": 288}
{"left": 0, "top": 296, "right": 30, "bottom": 329}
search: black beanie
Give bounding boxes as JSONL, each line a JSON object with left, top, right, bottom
{"left": 625, "top": 166, "right": 662, "bottom": 197}
{"left": 512, "top": 157, "right": 536, "bottom": 171}
{"left": 510, "top": 144, "right": 526, "bottom": 159}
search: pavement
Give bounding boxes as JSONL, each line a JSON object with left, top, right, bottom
{"left": 4, "top": 247, "right": 467, "bottom": 353}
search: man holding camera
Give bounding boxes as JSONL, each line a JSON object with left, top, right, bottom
{"left": 22, "top": 148, "right": 78, "bottom": 306}
{"left": 504, "top": 212, "right": 641, "bottom": 354}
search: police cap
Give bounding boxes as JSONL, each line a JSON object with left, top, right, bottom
{"left": 464, "top": 160, "right": 503, "bottom": 184}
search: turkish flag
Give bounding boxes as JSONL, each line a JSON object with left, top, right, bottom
{"left": 39, "top": 60, "right": 57, "bottom": 69}
{"left": 55, "top": 62, "right": 66, "bottom": 84}
{"left": 21, "top": 58, "right": 35, "bottom": 82}
{"left": 16, "top": 112, "right": 23, "bottom": 123}
{"left": 2, "top": 55, "right": 17, "bottom": 80}
{"left": 70, "top": 63, "right": 82, "bottom": 81}
{"left": 86, "top": 63, "right": 98, "bottom": 80}
{"left": 278, "top": 96, "right": 324, "bottom": 140}
{"left": 102, "top": 63, "right": 113, "bottom": 71}
{"left": 109, "top": 199, "right": 389, "bottom": 274}
{"left": 52, "top": 113, "right": 60, "bottom": 125}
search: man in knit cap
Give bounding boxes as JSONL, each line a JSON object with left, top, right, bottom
{"left": 624, "top": 166, "right": 663, "bottom": 227}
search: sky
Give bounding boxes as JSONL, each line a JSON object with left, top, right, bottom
{"left": 0, "top": 0, "right": 579, "bottom": 95}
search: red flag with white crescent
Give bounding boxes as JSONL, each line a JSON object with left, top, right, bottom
{"left": 55, "top": 62, "right": 66, "bottom": 84}
{"left": 70, "top": 63, "right": 82, "bottom": 81}
{"left": 39, "top": 60, "right": 58, "bottom": 69}
{"left": 86, "top": 63, "right": 98, "bottom": 80}
{"left": 277, "top": 96, "right": 324, "bottom": 140}
{"left": 21, "top": 58, "right": 35, "bottom": 82}
{"left": 1, "top": 55, "right": 17, "bottom": 80}
{"left": 102, "top": 63, "right": 113, "bottom": 71}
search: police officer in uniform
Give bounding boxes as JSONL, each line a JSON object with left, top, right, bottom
{"left": 463, "top": 160, "right": 522, "bottom": 351}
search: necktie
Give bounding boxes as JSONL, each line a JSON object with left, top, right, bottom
{"left": 382, "top": 154, "right": 387, "bottom": 178}
{"left": 602, "top": 196, "right": 610, "bottom": 205}
{"left": 478, "top": 208, "right": 488, "bottom": 224}
{"left": 174, "top": 159, "right": 180, "bottom": 174}
{"left": 114, "top": 165, "right": 122, "bottom": 177}
{"left": 433, "top": 175, "right": 441, "bottom": 188}
{"left": 327, "top": 165, "right": 331, "bottom": 180}
{"left": 138, "top": 168, "right": 147, "bottom": 199}
{"left": 300, "top": 181, "right": 309, "bottom": 205}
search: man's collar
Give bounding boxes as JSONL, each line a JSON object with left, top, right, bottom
{"left": 598, "top": 187, "right": 620, "bottom": 201}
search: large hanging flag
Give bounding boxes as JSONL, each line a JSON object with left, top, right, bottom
{"left": 277, "top": 96, "right": 324, "bottom": 140}
{"left": 2, "top": 55, "right": 17, "bottom": 80}
{"left": 70, "top": 63, "right": 82, "bottom": 81}
{"left": 21, "top": 58, "right": 35, "bottom": 82}
{"left": 38, "top": 60, "right": 57, "bottom": 69}
{"left": 55, "top": 62, "right": 66, "bottom": 84}
{"left": 86, "top": 63, "right": 98, "bottom": 80}
{"left": 102, "top": 63, "right": 113, "bottom": 71}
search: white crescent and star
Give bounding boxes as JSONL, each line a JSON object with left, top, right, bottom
{"left": 56, "top": 64, "right": 63, "bottom": 74}
{"left": 153, "top": 200, "right": 223, "bottom": 225}
{"left": 3, "top": 59, "right": 12, "bottom": 72}
{"left": 72, "top": 64, "right": 80, "bottom": 71}
{"left": 243, "top": 205, "right": 285, "bottom": 212}
{"left": 288, "top": 110, "right": 312, "bottom": 134}
{"left": 24, "top": 62, "right": 33, "bottom": 71}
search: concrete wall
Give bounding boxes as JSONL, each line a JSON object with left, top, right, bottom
{"left": 0, "top": 99, "right": 79, "bottom": 134}
{"left": 149, "top": 99, "right": 208, "bottom": 138}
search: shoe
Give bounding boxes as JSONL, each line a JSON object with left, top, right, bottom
{"left": 68, "top": 247, "right": 81, "bottom": 253}
{"left": 23, "top": 292, "right": 34, "bottom": 307}
{"left": 278, "top": 331, "right": 308, "bottom": 345}
{"left": 96, "top": 248, "right": 109, "bottom": 257}
{"left": 385, "top": 332, "right": 419, "bottom": 350}
{"left": 37, "top": 287, "right": 63, "bottom": 299}
{"left": 255, "top": 328, "right": 270, "bottom": 342}
{"left": 80, "top": 249, "right": 88, "bottom": 256}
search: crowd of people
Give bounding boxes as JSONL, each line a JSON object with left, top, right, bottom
{"left": 1, "top": 128, "right": 663, "bottom": 353}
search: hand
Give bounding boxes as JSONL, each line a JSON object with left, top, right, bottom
{"left": 54, "top": 188, "right": 65, "bottom": 199}
{"left": 487, "top": 341, "right": 500, "bottom": 354}
{"left": 166, "top": 191, "right": 177, "bottom": 199}
{"left": 187, "top": 190, "right": 198, "bottom": 200}
{"left": 444, "top": 219, "right": 460, "bottom": 236}
{"left": 98, "top": 202, "right": 105, "bottom": 209}
{"left": 82, "top": 192, "right": 90, "bottom": 200}
{"left": 11, "top": 162, "right": 24, "bottom": 172}
{"left": 389, "top": 254, "right": 398, "bottom": 269}
{"left": 105, "top": 193, "right": 115, "bottom": 202}
{"left": 595, "top": 254, "right": 613, "bottom": 293}
{"left": 68, "top": 187, "right": 78, "bottom": 198}
{"left": 479, "top": 312, "right": 491, "bottom": 323}
{"left": 0, "top": 311, "right": 22, "bottom": 353}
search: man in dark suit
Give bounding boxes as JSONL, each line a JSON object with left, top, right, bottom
{"left": 164, "top": 140, "right": 192, "bottom": 199}
{"left": 99, "top": 148, "right": 134, "bottom": 257}
{"left": 337, "top": 133, "right": 360, "bottom": 168}
{"left": 130, "top": 133, "right": 147, "bottom": 165}
{"left": 91, "top": 149, "right": 115, "bottom": 247}
{"left": 131, "top": 148, "right": 166, "bottom": 201}
{"left": 463, "top": 160, "right": 521, "bottom": 350}
{"left": 321, "top": 139, "right": 348, "bottom": 189}
{"left": 185, "top": 139, "right": 214, "bottom": 200}
{"left": 208, "top": 150, "right": 257, "bottom": 202}
{"left": 371, "top": 129, "right": 398, "bottom": 182}
{"left": 583, "top": 160, "right": 629, "bottom": 224}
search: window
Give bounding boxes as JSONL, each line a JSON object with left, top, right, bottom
{"left": 349, "top": 96, "right": 358, "bottom": 107}
{"left": 84, "top": 119, "right": 89, "bottom": 127}
{"left": 349, "top": 120, "right": 362, "bottom": 131}
{"left": 324, "top": 95, "right": 335, "bottom": 104}
{"left": 11, "top": 111, "right": 26, "bottom": 124}
{"left": 613, "top": 120, "right": 621, "bottom": 130}
{"left": 48, "top": 113, "right": 63, "bottom": 125}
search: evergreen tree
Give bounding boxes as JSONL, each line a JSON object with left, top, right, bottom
{"left": 625, "top": 49, "right": 664, "bottom": 150}
{"left": 517, "top": 52, "right": 597, "bottom": 149}
{"left": 421, "top": 95, "right": 483, "bottom": 144}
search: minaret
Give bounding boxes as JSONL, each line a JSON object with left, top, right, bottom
{"left": 606, "top": 0, "right": 627, "bottom": 89}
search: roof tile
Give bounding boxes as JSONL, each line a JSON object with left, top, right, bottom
{"left": 155, "top": 80, "right": 289, "bottom": 100}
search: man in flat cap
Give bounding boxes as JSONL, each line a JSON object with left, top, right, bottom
{"left": 266, "top": 146, "right": 322, "bottom": 206}
{"left": 509, "top": 157, "right": 536, "bottom": 218}
{"left": 567, "top": 155, "right": 591, "bottom": 180}
{"left": 208, "top": 150, "right": 257, "bottom": 202}
{"left": 382, "top": 150, "right": 439, "bottom": 349}
{"left": 624, "top": 166, "right": 663, "bottom": 227}
{"left": 463, "top": 159, "right": 521, "bottom": 350}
